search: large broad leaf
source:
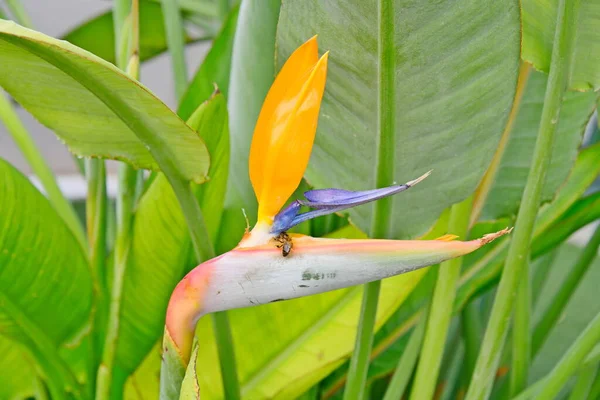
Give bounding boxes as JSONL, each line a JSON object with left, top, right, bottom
{"left": 481, "top": 70, "right": 595, "bottom": 220}
{"left": 115, "top": 93, "right": 229, "bottom": 374}
{"left": 522, "top": 0, "right": 600, "bottom": 91}
{"left": 277, "top": 0, "right": 521, "bottom": 239}
{"left": 218, "top": 0, "right": 281, "bottom": 253}
{"left": 0, "top": 158, "right": 93, "bottom": 393}
{"left": 0, "top": 20, "right": 209, "bottom": 183}
{"left": 63, "top": 0, "right": 199, "bottom": 64}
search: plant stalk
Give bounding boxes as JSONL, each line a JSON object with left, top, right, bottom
{"left": 96, "top": 1, "right": 141, "bottom": 398}
{"left": 464, "top": 0, "right": 579, "bottom": 398}
{"left": 568, "top": 363, "right": 597, "bottom": 400}
{"left": 161, "top": 0, "right": 188, "bottom": 100}
{"left": 382, "top": 306, "right": 429, "bottom": 400}
{"left": 410, "top": 196, "right": 473, "bottom": 400}
{"left": 536, "top": 312, "right": 600, "bottom": 400}
{"left": 510, "top": 261, "right": 531, "bottom": 396}
{"left": 4, "top": 0, "right": 32, "bottom": 27}
{"left": 344, "top": 0, "right": 394, "bottom": 398}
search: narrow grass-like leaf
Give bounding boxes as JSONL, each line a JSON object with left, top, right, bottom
{"left": 63, "top": 0, "right": 200, "bottom": 64}
{"left": 161, "top": 0, "right": 188, "bottom": 100}
{"left": 533, "top": 224, "right": 600, "bottom": 355}
{"left": 178, "top": 6, "right": 239, "bottom": 120}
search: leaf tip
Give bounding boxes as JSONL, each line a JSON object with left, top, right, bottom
{"left": 480, "top": 227, "right": 513, "bottom": 245}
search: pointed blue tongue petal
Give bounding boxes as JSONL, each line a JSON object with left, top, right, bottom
{"left": 270, "top": 171, "right": 431, "bottom": 234}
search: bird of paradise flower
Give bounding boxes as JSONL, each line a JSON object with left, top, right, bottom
{"left": 161, "top": 36, "right": 511, "bottom": 398}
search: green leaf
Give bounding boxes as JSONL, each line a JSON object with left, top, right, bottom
{"left": 195, "top": 268, "right": 429, "bottom": 399}
{"left": 276, "top": 0, "right": 521, "bottom": 239}
{"left": 218, "top": 0, "right": 281, "bottom": 253}
{"left": 0, "top": 337, "right": 42, "bottom": 400}
{"left": 0, "top": 20, "right": 209, "bottom": 183}
{"left": 522, "top": 0, "right": 600, "bottom": 91}
{"left": 178, "top": 5, "right": 239, "bottom": 121}
{"left": 0, "top": 158, "right": 93, "bottom": 395}
{"left": 124, "top": 342, "right": 161, "bottom": 400}
{"left": 115, "top": 93, "right": 229, "bottom": 374}
{"left": 481, "top": 70, "right": 595, "bottom": 220}
{"left": 531, "top": 244, "right": 600, "bottom": 381}
{"left": 63, "top": 0, "right": 199, "bottom": 65}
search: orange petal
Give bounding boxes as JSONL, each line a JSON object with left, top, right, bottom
{"left": 248, "top": 36, "right": 329, "bottom": 223}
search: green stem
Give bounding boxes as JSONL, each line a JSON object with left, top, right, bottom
{"left": 4, "top": 0, "right": 32, "bottom": 27}
{"left": 211, "top": 312, "right": 241, "bottom": 400}
{"left": 382, "top": 306, "right": 429, "bottom": 400}
{"left": 462, "top": 300, "right": 483, "bottom": 382}
{"left": 587, "top": 365, "right": 600, "bottom": 400}
{"left": 532, "top": 223, "right": 600, "bottom": 355}
{"left": 86, "top": 158, "right": 108, "bottom": 359}
{"left": 97, "top": 2, "right": 141, "bottom": 398}
{"left": 86, "top": 159, "right": 108, "bottom": 290}
{"left": 410, "top": 196, "right": 473, "bottom": 400}
{"left": 568, "top": 363, "right": 597, "bottom": 400}
{"left": 510, "top": 262, "right": 531, "bottom": 396}
{"left": 344, "top": 1, "right": 394, "bottom": 398}
{"left": 161, "top": 0, "right": 188, "bottom": 100}
{"left": 464, "top": 0, "right": 578, "bottom": 398}
{"left": 344, "top": 281, "right": 381, "bottom": 400}
{"left": 0, "top": 90, "right": 86, "bottom": 250}
{"left": 536, "top": 312, "right": 600, "bottom": 400}
{"left": 96, "top": 165, "right": 137, "bottom": 400}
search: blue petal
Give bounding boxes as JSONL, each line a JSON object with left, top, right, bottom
{"left": 270, "top": 201, "right": 301, "bottom": 234}
{"left": 271, "top": 171, "right": 431, "bottom": 234}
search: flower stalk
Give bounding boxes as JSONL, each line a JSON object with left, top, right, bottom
{"left": 465, "top": 0, "right": 579, "bottom": 398}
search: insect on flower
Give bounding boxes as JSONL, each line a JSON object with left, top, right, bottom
{"left": 273, "top": 231, "right": 293, "bottom": 257}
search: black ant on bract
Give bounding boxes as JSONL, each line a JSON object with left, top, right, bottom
{"left": 274, "top": 231, "right": 293, "bottom": 257}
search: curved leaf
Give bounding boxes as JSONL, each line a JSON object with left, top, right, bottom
{"left": 0, "top": 20, "right": 209, "bottom": 183}
{"left": 522, "top": 0, "right": 600, "bottom": 91}
{"left": 276, "top": 0, "right": 521, "bottom": 239}
{"left": 0, "top": 158, "right": 93, "bottom": 393}
{"left": 63, "top": 0, "right": 198, "bottom": 64}
{"left": 481, "top": 70, "right": 595, "bottom": 220}
{"left": 115, "top": 94, "right": 229, "bottom": 374}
